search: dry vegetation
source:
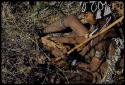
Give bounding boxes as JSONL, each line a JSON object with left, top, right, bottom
{"left": 1, "top": 1, "right": 124, "bottom": 84}
{"left": 1, "top": 1, "right": 81, "bottom": 84}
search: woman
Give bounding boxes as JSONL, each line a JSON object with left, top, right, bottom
{"left": 39, "top": 2, "right": 119, "bottom": 72}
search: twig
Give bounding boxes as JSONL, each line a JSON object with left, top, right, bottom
{"left": 55, "top": 66, "right": 69, "bottom": 84}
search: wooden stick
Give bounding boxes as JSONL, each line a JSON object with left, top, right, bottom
{"left": 67, "top": 16, "right": 124, "bottom": 55}
{"left": 52, "top": 16, "right": 124, "bottom": 62}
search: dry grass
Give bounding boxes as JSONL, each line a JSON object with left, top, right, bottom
{"left": 1, "top": 1, "right": 124, "bottom": 84}
{"left": 1, "top": 2, "right": 40, "bottom": 84}
{"left": 1, "top": 1, "right": 81, "bottom": 84}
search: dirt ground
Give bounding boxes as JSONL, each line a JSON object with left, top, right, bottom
{"left": 1, "top": 1, "right": 124, "bottom": 84}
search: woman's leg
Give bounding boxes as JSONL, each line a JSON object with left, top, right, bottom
{"left": 77, "top": 57, "right": 102, "bottom": 72}
{"left": 50, "top": 35, "right": 85, "bottom": 44}
{"left": 63, "top": 15, "right": 90, "bottom": 36}
{"left": 43, "top": 15, "right": 90, "bottom": 37}
{"left": 43, "top": 19, "right": 66, "bottom": 33}
{"left": 40, "top": 36, "right": 67, "bottom": 59}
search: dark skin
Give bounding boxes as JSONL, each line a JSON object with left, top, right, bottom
{"left": 42, "top": 12, "right": 104, "bottom": 72}
{"left": 48, "top": 12, "right": 97, "bottom": 44}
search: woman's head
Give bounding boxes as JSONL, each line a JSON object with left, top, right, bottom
{"left": 80, "top": 1, "right": 112, "bottom": 25}
{"left": 80, "top": 2, "right": 97, "bottom": 25}
{"left": 82, "top": 12, "right": 96, "bottom": 25}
